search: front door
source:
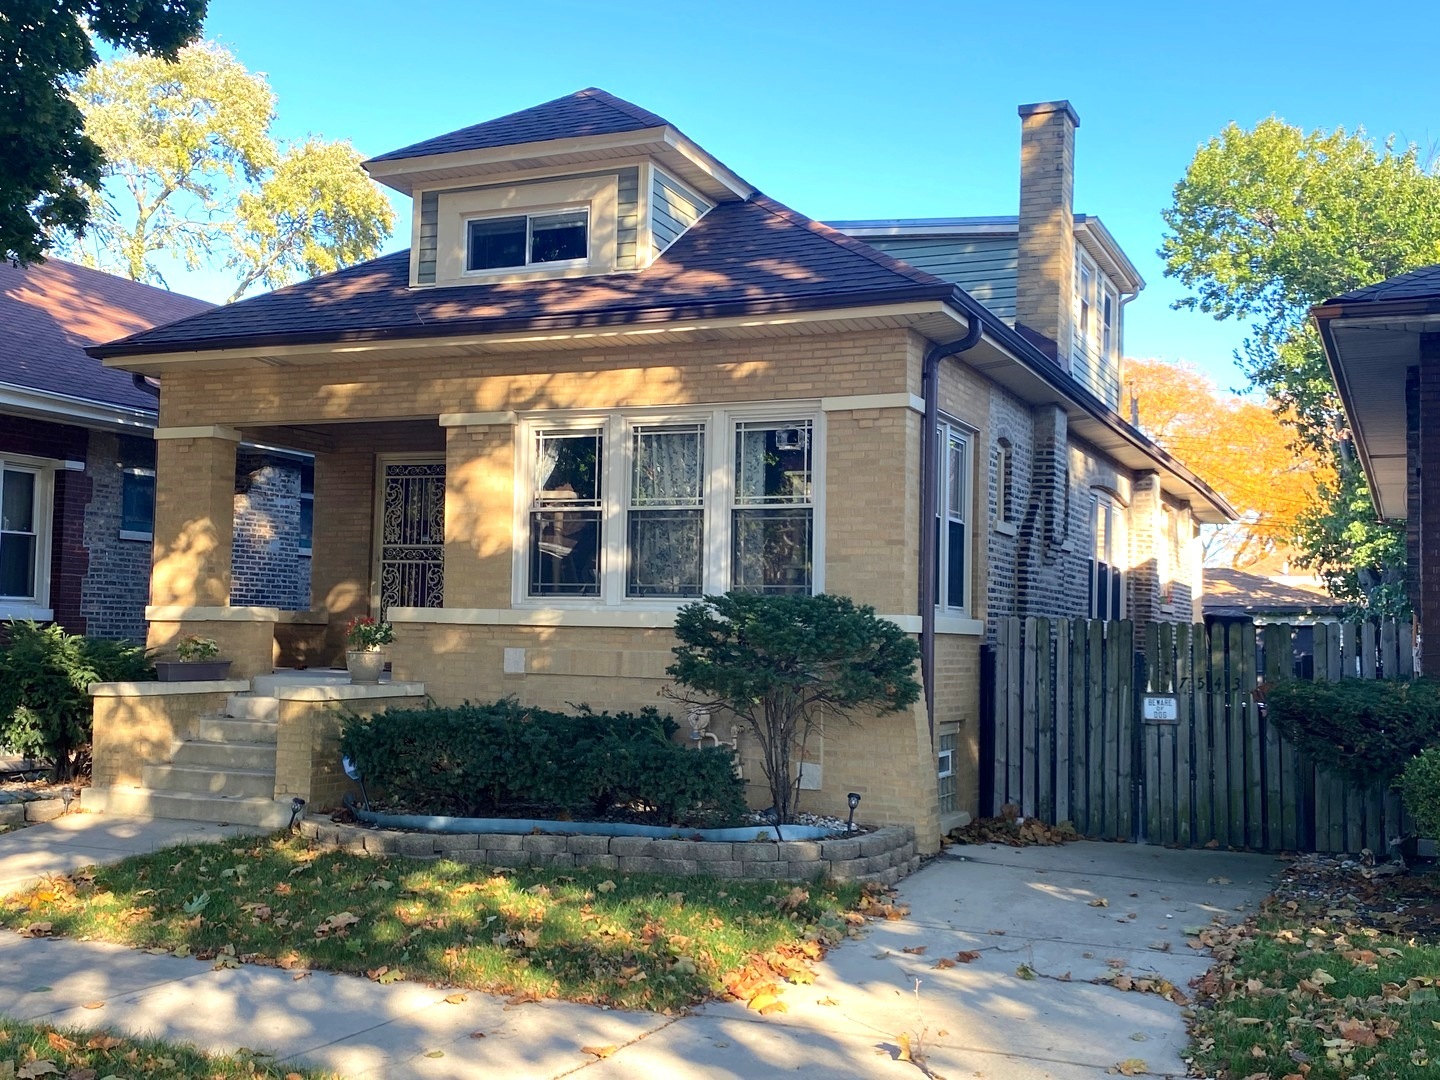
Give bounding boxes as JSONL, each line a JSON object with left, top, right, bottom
{"left": 375, "top": 457, "right": 445, "bottom": 614}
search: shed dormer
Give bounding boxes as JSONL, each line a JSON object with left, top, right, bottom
{"left": 363, "top": 88, "right": 752, "bottom": 289}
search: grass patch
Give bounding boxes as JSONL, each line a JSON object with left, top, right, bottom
{"left": 0, "top": 833, "right": 867, "bottom": 1013}
{"left": 1190, "top": 887, "right": 1440, "bottom": 1078}
{"left": 0, "top": 1015, "right": 336, "bottom": 1078}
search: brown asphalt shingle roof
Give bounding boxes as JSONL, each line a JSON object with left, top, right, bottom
{"left": 91, "top": 195, "right": 953, "bottom": 358}
{"left": 1, "top": 258, "right": 211, "bottom": 411}
{"left": 366, "top": 88, "right": 672, "bottom": 164}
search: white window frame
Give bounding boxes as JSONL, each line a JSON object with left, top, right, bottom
{"left": 0, "top": 455, "right": 56, "bottom": 620}
{"left": 1101, "top": 281, "right": 1119, "bottom": 365}
{"left": 512, "top": 403, "right": 825, "bottom": 609}
{"left": 464, "top": 205, "right": 591, "bottom": 275}
{"left": 934, "top": 417, "right": 973, "bottom": 616}
{"left": 1075, "top": 252, "right": 1095, "bottom": 353}
{"left": 118, "top": 465, "right": 155, "bottom": 542}
{"left": 1088, "top": 491, "right": 1125, "bottom": 621}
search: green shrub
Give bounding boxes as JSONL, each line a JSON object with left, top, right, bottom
{"left": 1401, "top": 748, "right": 1440, "bottom": 840}
{"left": 1264, "top": 678, "right": 1440, "bottom": 787}
{"left": 0, "top": 621, "right": 153, "bottom": 779}
{"left": 339, "top": 700, "right": 747, "bottom": 827}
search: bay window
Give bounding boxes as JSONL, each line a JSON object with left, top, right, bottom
{"left": 521, "top": 409, "right": 819, "bottom": 604}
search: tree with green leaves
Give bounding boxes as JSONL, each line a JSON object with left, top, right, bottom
{"left": 0, "top": 0, "right": 207, "bottom": 266}
{"left": 666, "top": 592, "right": 921, "bottom": 828}
{"left": 1162, "top": 118, "right": 1440, "bottom": 612}
{"left": 62, "top": 42, "right": 394, "bottom": 299}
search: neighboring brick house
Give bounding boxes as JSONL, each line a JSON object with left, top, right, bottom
{"left": 0, "top": 258, "right": 311, "bottom": 641}
{"left": 1315, "top": 264, "right": 1440, "bottom": 671}
{"left": 88, "top": 89, "right": 1231, "bottom": 846}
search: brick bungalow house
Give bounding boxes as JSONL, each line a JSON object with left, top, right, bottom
{"left": 1314, "top": 264, "right": 1440, "bottom": 670}
{"left": 1, "top": 257, "right": 313, "bottom": 641}
{"left": 86, "top": 90, "right": 1230, "bottom": 846}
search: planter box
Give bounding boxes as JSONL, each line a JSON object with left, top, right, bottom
{"left": 154, "top": 659, "right": 233, "bottom": 682}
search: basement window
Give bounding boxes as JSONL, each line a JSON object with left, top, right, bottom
{"left": 467, "top": 208, "right": 589, "bottom": 272}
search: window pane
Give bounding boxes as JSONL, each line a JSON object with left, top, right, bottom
{"left": 735, "top": 422, "right": 811, "bottom": 504}
{"left": 529, "top": 510, "right": 600, "bottom": 596}
{"left": 535, "top": 430, "right": 602, "bottom": 505}
{"left": 1096, "top": 560, "right": 1110, "bottom": 619}
{"left": 120, "top": 471, "right": 155, "bottom": 533}
{"left": 627, "top": 510, "right": 703, "bottom": 597}
{"left": 732, "top": 508, "right": 811, "bottom": 593}
{"left": 1110, "top": 567, "right": 1122, "bottom": 621}
{"left": 2, "top": 469, "right": 35, "bottom": 532}
{"left": 530, "top": 210, "right": 588, "bottom": 263}
{"left": 948, "top": 437, "right": 965, "bottom": 519}
{"left": 632, "top": 425, "right": 703, "bottom": 507}
{"left": 467, "top": 216, "right": 527, "bottom": 270}
{"left": 299, "top": 497, "right": 314, "bottom": 550}
{"left": 0, "top": 535, "right": 35, "bottom": 598}
{"left": 947, "top": 520, "right": 965, "bottom": 608}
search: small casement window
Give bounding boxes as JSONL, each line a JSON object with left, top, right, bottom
{"left": 996, "top": 439, "right": 1014, "bottom": 525}
{"left": 529, "top": 428, "right": 604, "bottom": 597}
{"left": 732, "top": 420, "right": 814, "bottom": 595}
{"left": 0, "top": 465, "right": 42, "bottom": 601}
{"left": 120, "top": 468, "right": 156, "bottom": 536}
{"left": 933, "top": 420, "right": 970, "bottom": 612}
{"left": 467, "top": 208, "right": 589, "bottom": 272}
{"left": 937, "top": 730, "right": 957, "bottom": 815}
{"left": 1088, "top": 493, "right": 1123, "bottom": 621}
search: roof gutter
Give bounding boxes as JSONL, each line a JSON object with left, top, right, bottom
{"left": 919, "top": 314, "right": 984, "bottom": 742}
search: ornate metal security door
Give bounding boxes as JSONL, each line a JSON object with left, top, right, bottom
{"left": 377, "top": 459, "right": 444, "bottom": 613}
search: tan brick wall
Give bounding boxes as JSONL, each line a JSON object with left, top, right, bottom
{"left": 1015, "top": 104, "right": 1077, "bottom": 364}
{"left": 274, "top": 694, "right": 426, "bottom": 809}
{"left": 151, "top": 435, "right": 236, "bottom": 606}
{"left": 444, "top": 425, "right": 515, "bottom": 608}
{"left": 91, "top": 690, "right": 232, "bottom": 788}
{"left": 309, "top": 448, "right": 377, "bottom": 661}
{"left": 147, "top": 619, "right": 275, "bottom": 679}
{"left": 934, "top": 634, "right": 982, "bottom": 819}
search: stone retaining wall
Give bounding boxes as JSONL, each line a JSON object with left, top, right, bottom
{"left": 297, "top": 820, "right": 921, "bottom": 885}
{"left": 0, "top": 796, "right": 66, "bottom": 827}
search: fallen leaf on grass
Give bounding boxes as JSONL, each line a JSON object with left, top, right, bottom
{"left": 504, "top": 990, "right": 541, "bottom": 1008}
{"left": 18, "top": 1063, "right": 60, "bottom": 1079}
{"left": 85, "top": 1036, "right": 122, "bottom": 1051}
{"left": 20, "top": 921, "right": 53, "bottom": 937}
{"left": 596, "top": 880, "right": 617, "bottom": 893}
{"left": 582, "top": 1046, "right": 617, "bottom": 1059}
{"left": 1336, "top": 1019, "right": 1378, "bottom": 1046}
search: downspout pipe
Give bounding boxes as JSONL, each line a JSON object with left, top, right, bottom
{"left": 919, "top": 316, "right": 984, "bottom": 742}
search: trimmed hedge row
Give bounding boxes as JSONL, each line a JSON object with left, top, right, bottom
{"left": 1265, "top": 677, "right": 1440, "bottom": 787}
{"left": 339, "top": 700, "right": 747, "bottom": 827}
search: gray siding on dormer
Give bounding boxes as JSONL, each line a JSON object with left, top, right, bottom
{"left": 616, "top": 167, "right": 639, "bottom": 270}
{"left": 859, "top": 235, "right": 1019, "bottom": 321}
{"left": 417, "top": 192, "right": 439, "bottom": 284}
{"left": 652, "top": 171, "right": 710, "bottom": 252}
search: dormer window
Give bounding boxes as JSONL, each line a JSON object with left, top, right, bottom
{"left": 467, "top": 208, "right": 589, "bottom": 272}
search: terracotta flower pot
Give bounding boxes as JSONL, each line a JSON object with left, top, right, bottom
{"left": 346, "top": 649, "right": 385, "bottom": 684}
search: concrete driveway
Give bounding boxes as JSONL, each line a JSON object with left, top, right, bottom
{"left": 0, "top": 817, "right": 1278, "bottom": 1078}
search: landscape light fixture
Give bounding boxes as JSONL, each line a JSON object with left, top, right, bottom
{"left": 846, "top": 792, "right": 862, "bottom": 834}
{"left": 342, "top": 755, "right": 371, "bottom": 811}
{"left": 288, "top": 797, "right": 307, "bottom": 831}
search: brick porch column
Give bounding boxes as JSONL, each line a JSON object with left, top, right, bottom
{"left": 150, "top": 427, "right": 239, "bottom": 607}
{"left": 310, "top": 446, "right": 377, "bottom": 663}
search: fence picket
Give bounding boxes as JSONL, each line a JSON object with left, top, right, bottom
{"left": 1193, "top": 621, "right": 1213, "bottom": 846}
{"left": 992, "top": 618, "right": 1009, "bottom": 814}
{"left": 1117, "top": 620, "right": 1135, "bottom": 842}
{"left": 1262, "top": 624, "right": 1286, "bottom": 852}
{"left": 1071, "top": 623, "right": 1089, "bottom": 834}
{"left": 1037, "top": 618, "right": 1054, "bottom": 824}
{"left": 1055, "top": 619, "right": 1071, "bottom": 826}
{"left": 1006, "top": 616, "right": 1022, "bottom": 809}
{"left": 1211, "top": 623, "right": 1231, "bottom": 846}
{"left": 1158, "top": 623, "right": 1176, "bottom": 846}
{"left": 1087, "top": 620, "right": 1104, "bottom": 837}
{"left": 1022, "top": 616, "right": 1040, "bottom": 818}
{"left": 1382, "top": 621, "right": 1398, "bottom": 679}
{"left": 1176, "top": 623, "right": 1194, "bottom": 847}
{"left": 1362, "top": 622, "right": 1377, "bottom": 680}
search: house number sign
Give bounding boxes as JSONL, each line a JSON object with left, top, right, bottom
{"left": 1142, "top": 695, "right": 1179, "bottom": 724}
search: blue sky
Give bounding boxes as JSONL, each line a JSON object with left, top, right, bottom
{"left": 165, "top": 0, "right": 1440, "bottom": 390}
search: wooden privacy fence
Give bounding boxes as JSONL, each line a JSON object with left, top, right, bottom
{"left": 985, "top": 617, "right": 1415, "bottom": 854}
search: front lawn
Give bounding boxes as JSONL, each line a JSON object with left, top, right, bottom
{"left": 1190, "top": 857, "right": 1440, "bottom": 1079}
{"left": 0, "top": 1016, "right": 337, "bottom": 1079}
{"left": 0, "top": 833, "right": 870, "bottom": 1013}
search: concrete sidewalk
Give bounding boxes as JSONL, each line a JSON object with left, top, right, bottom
{"left": 0, "top": 815, "right": 1279, "bottom": 1078}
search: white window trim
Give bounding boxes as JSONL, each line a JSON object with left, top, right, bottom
{"left": 511, "top": 403, "right": 826, "bottom": 609}
{"left": 119, "top": 465, "right": 155, "bottom": 541}
{"left": 934, "top": 416, "right": 974, "bottom": 617}
{"left": 1089, "top": 490, "right": 1126, "bottom": 620}
{"left": 463, "top": 205, "right": 592, "bottom": 276}
{"left": 0, "top": 454, "right": 56, "bottom": 610}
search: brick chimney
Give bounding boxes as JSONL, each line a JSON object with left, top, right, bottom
{"left": 1015, "top": 100, "right": 1080, "bottom": 368}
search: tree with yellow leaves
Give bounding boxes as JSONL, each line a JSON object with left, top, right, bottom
{"left": 1123, "top": 357, "right": 1331, "bottom": 568}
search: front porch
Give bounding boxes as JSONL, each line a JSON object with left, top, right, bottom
{"left": 86, "top": 669, "right": 426, "bottom": 826}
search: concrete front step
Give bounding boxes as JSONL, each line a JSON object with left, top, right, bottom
{"left": 141, "top": 764, "right": 276, "bottom": 799}
{"left": 170, "top": 740, "right": 276, "bottom": 771}
{"left": 84, "top": 786, "right": 294, "bottom": 828}
{"left": 194, "top": 717, "right": 278, "bottom": 744}
{"left": 225, "top": 694, "right": 279, "bottom": 721}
